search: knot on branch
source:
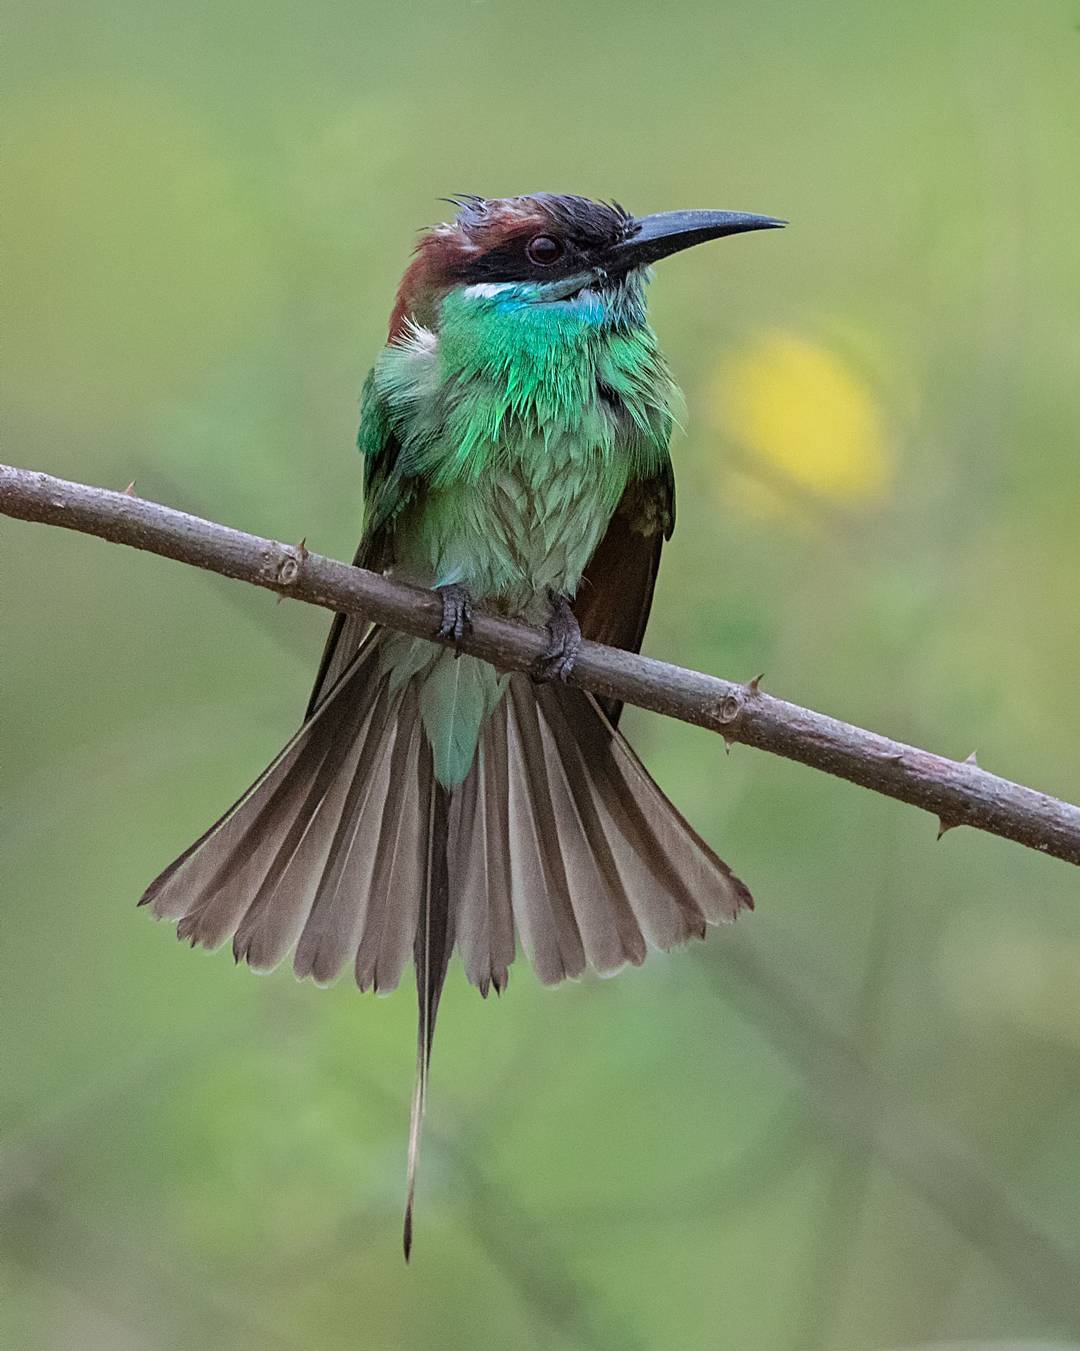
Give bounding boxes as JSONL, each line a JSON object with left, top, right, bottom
{"left": 275, "top": 538, "right": 309, "bottom": 589}
{"left": 714, "top": 675, "right": 764, "bottom": 749}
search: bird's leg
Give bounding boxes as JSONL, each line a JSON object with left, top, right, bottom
{"left": 435, "top": 583, "right": 473, "bottom": 648}
{"left": 534, "top": 590, "right": 582, "bottom": 683}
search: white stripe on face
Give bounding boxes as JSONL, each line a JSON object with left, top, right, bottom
{"left": 461, "top": 281, "right": 519, "bottom": 299}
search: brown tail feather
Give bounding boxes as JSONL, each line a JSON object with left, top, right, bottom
{"left": 449, "top": 703, "right": 516, "bottom": 996}
{"left": 354, "top": 690, "right": 429, "bottom": 994}
{"left": 291, "top": 682, "right": 397, "bottom": 985}
{"left": 403, "top": 780, "right": 452, "bottom": 1261}
{"left": 515, "top": 680, "right": 648, "bottom": 973}
{"left": 143, "top": 639, "right": 379, "bottom": 941}
{"left": 145, "top": 639, "right": 369, "bottom": 932}
{"left": 539, "top": 681, "right": 752, "bottom": 926}
{"left": 230, "top": 688, "right": 380, "bottom": 972}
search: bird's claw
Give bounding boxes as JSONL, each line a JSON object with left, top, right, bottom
{"left": 534, "top": 593, "right": 581, "bottom": 683}
{"left": 436, "top": 583, "right": 473, "bottom": 648}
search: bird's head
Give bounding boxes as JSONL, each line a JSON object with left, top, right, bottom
{"left": 388, "top": 193, "right": 783, "bottom": 339}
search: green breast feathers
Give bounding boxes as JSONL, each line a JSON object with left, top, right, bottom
{"left": 355, "top": 280, "right": 680, "bottom": 784}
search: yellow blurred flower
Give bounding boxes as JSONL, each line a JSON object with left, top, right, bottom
{"left": 709, "top": 332, "right": 894, "bottom": 515}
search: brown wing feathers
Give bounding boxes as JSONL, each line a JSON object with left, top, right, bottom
{"left": 573, "top": 472, "right": 673, "bottom": 725}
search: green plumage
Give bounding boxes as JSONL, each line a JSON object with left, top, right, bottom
{"left": 359, "top": 275, "right": 678, "bottom": 786}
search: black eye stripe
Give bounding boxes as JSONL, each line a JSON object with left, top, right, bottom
{"left": 456, "top": 195, "right": 635, "bottom": 284}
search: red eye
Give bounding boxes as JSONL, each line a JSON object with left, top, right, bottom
{"left": 526, "top": 234, "right": 564, "bottom": 266}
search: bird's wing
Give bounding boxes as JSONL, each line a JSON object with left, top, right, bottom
{"left": 307, "top": 370, "right": 414, "bottom": 716}
{"left": 573, "top": 461, "right": 676, "bottom": 726}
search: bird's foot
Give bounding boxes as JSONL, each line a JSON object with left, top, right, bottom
{"left": 534, "top": 592, "right": 581, "bottom": 683}
{"left": 435, "top": 583, "right": 474, "bottom": 648}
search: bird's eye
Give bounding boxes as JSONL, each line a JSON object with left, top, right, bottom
{"left": 526, "top": 234, "right": 564, "bottom": 266}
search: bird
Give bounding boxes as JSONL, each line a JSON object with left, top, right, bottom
{"left": 140, "top": 193, "right": 783, "bottom": 1257}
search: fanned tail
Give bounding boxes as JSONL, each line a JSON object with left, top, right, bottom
{"left": 140, "top": 633, "right": 751, "bottom": 1262}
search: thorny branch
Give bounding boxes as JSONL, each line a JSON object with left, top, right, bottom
{"left": 3, "top": 462, "right": 1079, "bottom": 866}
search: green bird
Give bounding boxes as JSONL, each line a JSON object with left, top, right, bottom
{"left": 141, "top": 193, "right": 782, "bottom": 1255}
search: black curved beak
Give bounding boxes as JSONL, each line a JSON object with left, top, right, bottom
{"left": 611, "top": 209, "right": 785, "bottom": 269}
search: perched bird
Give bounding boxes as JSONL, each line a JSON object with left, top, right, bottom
{"left": 141, "top": 193, "right": 782, "bottom": 1256}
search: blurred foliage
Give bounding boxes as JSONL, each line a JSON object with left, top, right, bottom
{"left": 3, "top": 0, "right": 1079, "bottom": 1348}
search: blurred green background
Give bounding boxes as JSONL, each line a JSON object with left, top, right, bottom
{"left": 3, "top": 1, "right": 1080, "bottom": 1347}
